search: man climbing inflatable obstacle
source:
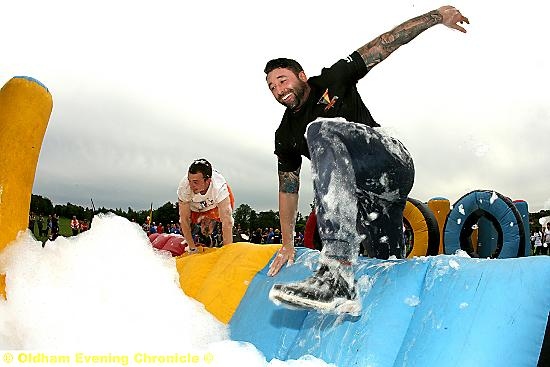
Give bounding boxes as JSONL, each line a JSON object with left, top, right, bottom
{"left": 264, "top": 5, "right": 469, "bottom": 314}
{"left": 177, "top": 159, "right": 235, "bottom": 252}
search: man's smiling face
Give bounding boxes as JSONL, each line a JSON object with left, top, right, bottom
{"left": 266, "top": 68, "right": 309, "bottom": 111}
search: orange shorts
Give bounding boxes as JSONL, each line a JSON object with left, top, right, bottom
{"left": 190, "top": 185, "right": 235, "bottom": 224}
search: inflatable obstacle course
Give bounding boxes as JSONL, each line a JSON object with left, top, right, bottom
{"left": 178, "top": 245, "right": 550, "bottom": 366}
{"left": 1, "top": 76, "right": 548, "bottom": 365}
{"left": 296, "top": 193, "right": 531, "bottom": 259}
{"left": 405, "top": 192, "right": 532, "bottom": 259}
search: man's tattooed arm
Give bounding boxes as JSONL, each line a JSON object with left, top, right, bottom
{"left": 357, "top": 10, "right": 442, "bottom": 71}
{"left": 278, "top": 168, "right": 300, "bottom": 194}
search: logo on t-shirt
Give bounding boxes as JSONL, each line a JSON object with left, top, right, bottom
{"left": 317, "top": 88, "right": 338, "bottom": 111}
{"left": 198, "top": 198, "right": 215, "bottom": 210}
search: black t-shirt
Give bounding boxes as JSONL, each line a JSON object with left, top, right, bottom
{"left": 274, "top": 51, "right": 379, "bottom": 172}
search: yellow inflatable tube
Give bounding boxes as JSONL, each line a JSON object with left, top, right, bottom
{"left": 0, "top": 77, "right": 52, "bottom": 251}
{"left": 403, "top": 200, "right": 430, "bottom": 258}
{"left": 0, "top": 77, "right": 52, "bottom": 299}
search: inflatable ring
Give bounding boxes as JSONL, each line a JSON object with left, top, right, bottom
{"left": 443, "top": 190, "right": 526, "bottom": 258}
{"left": 403, "top": 198, "right": 440, "bottom": 258}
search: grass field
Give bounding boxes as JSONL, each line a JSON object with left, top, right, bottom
{"left": 30, "top": 216, "right": 74, "bottom": 242}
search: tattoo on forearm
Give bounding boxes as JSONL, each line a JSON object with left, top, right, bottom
{"left": 358, "top": 10, "right": 442, "bottom": 70}
{"left": 278, "top": 169, "right": 300, "bottom": 194}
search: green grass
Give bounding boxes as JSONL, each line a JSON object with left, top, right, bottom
{"left": 31, "top": 216, "right": 73, "bottom": 242}
{"left": 58, "top": 217, "right": 72, "bottom": 237}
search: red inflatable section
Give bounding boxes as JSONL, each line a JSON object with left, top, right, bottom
{"left": 149, "top": 233, "right": 187, "bottom": 257}
{"left": 303, "top": 210, "right": 317, "bottom": 250}
{"left": 163, "top": 235, "right": 186, "bottom": 256}
{"left": 148, "top": 233, "right": 161, "bottom": 243}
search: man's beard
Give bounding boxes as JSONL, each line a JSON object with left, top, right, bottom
{"left": 280, "top": 81, "right": 308, "bottom": 111}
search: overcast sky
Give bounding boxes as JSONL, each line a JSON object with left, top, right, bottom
{"left": 2, "top": 0, "right": 549, "bottom": 216}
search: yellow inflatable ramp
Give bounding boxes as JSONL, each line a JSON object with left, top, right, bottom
{"left": 176, "top": 243, "right": 279, "bottom": 323}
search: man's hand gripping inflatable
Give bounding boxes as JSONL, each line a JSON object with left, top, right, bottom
{"left": 267, "top": 244, "right": 296, "bottom": 276}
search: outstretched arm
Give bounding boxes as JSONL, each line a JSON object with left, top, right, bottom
{"left": 268, "top": 168, "right": 300, "bottom": 276}
{"left": 358, "top": 5, "right": 469, "bottom": 71}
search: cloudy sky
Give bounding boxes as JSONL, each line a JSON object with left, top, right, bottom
{"left": 2, "top": 0, "right": 549, "bottom": 216}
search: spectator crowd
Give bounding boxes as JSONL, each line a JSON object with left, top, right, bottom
{"left": 142, "top": 220, "right": 304, "bottom": 248}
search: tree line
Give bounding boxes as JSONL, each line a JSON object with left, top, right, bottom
{"left": 29, "top": 195, "right": 310, "bottom": 233}
{"left": 31, "top": 193, "right": 550, "bottom": 235}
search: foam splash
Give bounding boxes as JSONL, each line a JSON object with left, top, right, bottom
{"left": 0, "top": 214, "right": 334, "bottom": 366}
{"left": 404, "top": 295, "right": 421, "bottom": 307}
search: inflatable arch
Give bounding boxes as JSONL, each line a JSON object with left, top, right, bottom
{"left": 443, "top": 190, "right": 526, "bottom": 258}
{"left": 1, "top": 77, "right": 549, "bottom": 365}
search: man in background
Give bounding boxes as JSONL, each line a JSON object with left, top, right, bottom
{"left": 177, "top": 159, "right": 234, "bottom": 252}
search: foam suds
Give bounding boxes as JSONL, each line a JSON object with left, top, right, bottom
{"left": 0, "top": 214, "right": 335, "bottom": 366}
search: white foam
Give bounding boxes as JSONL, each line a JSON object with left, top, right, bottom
{"left": 490, "top": 191, "right": 498, "bottom": 204}
{"left": 448, "top": 259, "right": 460, "bottom": 270}
{"left": 404, "top": 295, "right": 420, "bottom": 307}
{"left": 454, "top": 250, "right": 471, "bottom": 258}
{"left": 0, "top": 214, "right": 334, "bottom": 366}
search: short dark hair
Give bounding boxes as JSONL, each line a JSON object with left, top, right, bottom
{"left": 188, "top": 158, "right": 212, "bottom": 179}
{"left": 264, "top": 58, "right": 304, "bottom": 76}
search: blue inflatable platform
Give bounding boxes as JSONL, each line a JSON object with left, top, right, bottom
{"left": 230, "top": 249, "right": 550, "bottom": 366}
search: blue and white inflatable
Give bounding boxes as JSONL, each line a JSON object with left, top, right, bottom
{"left": 230, "top": 248, "right": 550, "bottom": 366}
